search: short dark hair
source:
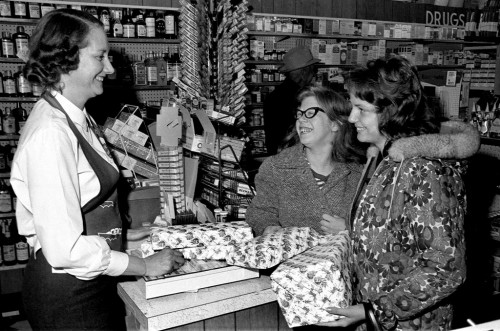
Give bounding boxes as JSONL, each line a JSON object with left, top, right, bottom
{"left": 24, "top": 8, "right": 103, "bottom": 93}
{"left": 345, "top": 56, "right": 440, "bottom": 140}
{"left": 285, "top": 86, "right": 365, "bottom": 163}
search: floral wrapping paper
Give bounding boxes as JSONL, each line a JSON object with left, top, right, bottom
{"left": 270, "top": 231, "right": 352, "bottom": 328}
{"left": 138, "top": 242, "right": 231, "bottom": 260}
{"left": 225, "top": 227, "right": 325, "bottom": 269}
{"left": 150, "top": 221, "right": 253, "bottom": 250}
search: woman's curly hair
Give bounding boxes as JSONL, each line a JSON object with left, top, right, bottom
{"left": 23, "top": 8, "right": 103, "bottom": 93}
{"left": 345, "top": 56, "right": 440, "bottom": 140}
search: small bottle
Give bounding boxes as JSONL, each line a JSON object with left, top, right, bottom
{"left": 31, "top": 82, "right": 42, "bottom": 97}
{"left": 2, "top": 32, "right": 15, "bottom": 58}
{"left": 112, "top": 10, "right": 123, "bottom": 38}
{"left": 164, "top": 11, "right": 177, "bottom": 39}
{"left": 0, "top": 139, "right": 8, "bottom": 173}
{"left": 3, "top": 71, "right": 16, "bottom": 97}
{"left": 13, "top": 102, "right": 27, "bottom": 134}
{"left": 13, "top": 27, "right": 29, "bottom": 59}
{"left": 145, "top": 51, "right": 157, "bottom": 86}
{"left": 15, "top": 66, "right": 31, "bottom": 97}
{"left": 135, "top": 12, "right": 147, "bottom": 38}
{"left": 2, "top": 107, "right": 16, "bottom": 135}
{"left": 123, "top": 10, "right": 135, "bottom": 38}
{"left": 27, "top": 2, "right": 40, "bottom": 19}
{"left": 0, "top": 180, "right": 12, "bottom": 213}
{"left": 157, "top": 52, "right": 169, "bottom": 86}
{"left": 40, "top": 3, "right": 55, "bottom": 17}
{"left": 84, "top": 6, "right": 98, "bottom": 19}
{"left": 155, "top": 10, "right": 166, "bottom": 38}
{"left": 132, "top": 55, "right": 146, "bottom": 86}
{"left": 12, "top": 1, "right": 27, "bottom": 18}
{"left": 0, "top": 0, "right": 12, "bottom": 17}
{"left": 145, "top": 10, "right": 156, "bottom": 38}
{"left": 99, "top": 7, "right": 111, "bottom": 36}
{"left": 15, "top": 233, "right": 29, "bottom": 264}
{"left": 2, "top": 225, "right": 16, "bottom": 266}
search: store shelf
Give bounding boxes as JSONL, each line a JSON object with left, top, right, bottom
{"left": 104, "top": 84, "right": 175, "bottom": 91}
{"left": 0, "top": 17, "right": 37, "bottom": 25}
{"left": 246, "top": 82, "right": 281, "bottom": 87}
{"left": 0, "top": 264, "right": 26, "bottom": 271}
{"left": 109, "top": 37, "right": 180, "bottom": 44}
{"left": 0, "top": 97, "right": 39, "bottom": 102}
{"left": 0, "top": 212, "right": 15, "bottom": 217}
{"left": 0, "top": 134, "right": 19, "bottom": 140}
{"left": 0, "top": 57, "right": 25, "bottom": 64}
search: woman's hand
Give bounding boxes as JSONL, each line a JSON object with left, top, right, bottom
{"left": 126, "top": 227, "right": 151, "bottom": 241}
{"left": 320, "top": 214, "right": 346, "bottom": 235}
{"left": 144, "top": 248, "right": 185, "bottom": 276}
{"left": 263, "top": 225, "right": 282, "bottom": 235}
{"left": 316, "top": 304, "right": 365, "bottom": 327}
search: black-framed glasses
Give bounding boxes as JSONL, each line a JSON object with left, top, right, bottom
{"left": 295, "top": 107, "right": 325, "bottom": 119}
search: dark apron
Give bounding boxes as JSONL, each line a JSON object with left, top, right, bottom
{"left": 22, "top": 93, "right": 125, "bottom": 331}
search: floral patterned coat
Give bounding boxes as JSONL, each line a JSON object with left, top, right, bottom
{"left": 351, "top": 121, "right": 480, "bottom": 331}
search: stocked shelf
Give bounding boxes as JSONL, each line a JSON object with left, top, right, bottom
{"left": 109, "top": 37, "right": 180, "bottom": 44}
{"left": 0, "top": 97, "right": 39, "bottom": 102}
{"left": 0, "top": 264, "right": 26, "bottom": 271}
{"left": 104, "top": 84, "right": 175, "bottom": 91}
{"left": 0, "top": 17, "right": 37, "bottom": 25}
{"left": 0, "top": 57, "right": 25, "bottom": 64}
{"left": 246, "top": 82, "right": 281, "bottom": 87}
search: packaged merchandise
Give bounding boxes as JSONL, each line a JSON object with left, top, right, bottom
{"left": 226, "top": 227, "right": 326, "bottom": 269}
{"left": 270, "top": 231, "right": 352, "bottom": 328}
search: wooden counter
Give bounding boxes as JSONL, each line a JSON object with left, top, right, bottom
{"left": 118, "top": 275, "right": 291, "bottom": 331}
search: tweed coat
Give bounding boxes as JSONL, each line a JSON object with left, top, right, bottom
{"left": 246, "top": 144, "right": 363, "bottom": 237}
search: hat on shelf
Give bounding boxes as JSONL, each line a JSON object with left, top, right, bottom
{"left": 279, "top": 46, "right": 321, "bottom": 73}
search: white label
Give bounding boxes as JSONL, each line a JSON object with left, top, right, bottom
{"left": 15, "top": 38, "right": 28, "bottom": 55}
{"left": 3, "top": 244, "right": 15, "bottom": 262}
{"left": 0, "top": 1, "right": 11, "bottom": 16}
{"left": 16, "top": 242, "right": 29, "bottom": 261}
{"left": 28, "top": 4, "right": 40, "bottom": 18}
{"left": 0, "top": 193, "right": 12, "bottom": 212}
{"left": 165, "top": 15, "right": 175, "bottom": 35}
{"left": 2, "top": 41, "right": 14, "bottom": 56}
{"left": 2, "top": 117, "right": 16, "bottom": 134}
{"left": 124, "top": 25, "right": 135, "bottom": 38}
{"left": 4, "top": 79, "right": 16, "bottom": 95}
{"left": 14, "top": 3, "right": 26, "bottom": 16}
{"left": 136, "top": 25, "right": 146, "bottom": 37}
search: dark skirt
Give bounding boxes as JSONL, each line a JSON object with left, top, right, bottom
{"left": 22, "top": 250, "right": 125, "bottom": 331}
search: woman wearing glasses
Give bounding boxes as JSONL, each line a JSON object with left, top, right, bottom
{"left": 246, "top": 86, "right": 365, "bottom": 237}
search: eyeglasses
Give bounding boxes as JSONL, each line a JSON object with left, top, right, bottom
{"left": 295, "top": 107, "right": 325, "bottom": 119}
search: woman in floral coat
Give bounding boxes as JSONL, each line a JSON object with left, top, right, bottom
{"left": 320, "top": 56, "right": 480, "bottom": 330}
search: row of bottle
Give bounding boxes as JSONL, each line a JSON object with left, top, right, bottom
{"left": 0, "top": 216, "right": 30, "bottom": 267}
{"left": 113, "top": 49, "right": 182, "bottom": 86}
{"left": 0, "top": 66, "right": 42, "bottom": 98}
{"left": 464, "top": 1, "right": 500, "bottom": 38}
{"left": 0, "top": 1, "right": 179, "bottom": 40}
{"left": 0, "top": 103, "right": 27, "bottom": 136}
{"left": 1, "top": 26, "right": 28, "bottom": 59}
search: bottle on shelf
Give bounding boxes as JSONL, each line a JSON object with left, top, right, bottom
{"left": 99, "top": 7, "right": 111, "bottom": 36}
{"left": 0, "top": 71, "right": 4, "bottom": 96}
{"left": 0, "top": 138, "right": 8, "bottom": 173}
{"left": 3, "top": 70, "right": 16, "bottom": 97}
{"left": 31, "top": 82, "right": 42, "bottom": 97}
{"left": 14, "top": 66, "right": 31, "bottom": 97}
{"left": 123, "top": 10, "right": 135, "bottom": 38}
{"left": 0, "top": 0, "right": 12, "bottom": 17}
{"left": 12, "top": 1, "right": 27, "bottom": 19}
{"left": 135, "top": 11, "right": 147, "bottom": 38}
{"left": 157, "top": 51, "right": 169, "bottom": 86}
{"left": 132, "top": 55, "right": 146, "bottom": 86}
{"left": 27, "top": 2, "right": 40, "bottom": 19}
{"left": 145, "top": 10, "right": 156, "bottom": 38}
{"left": 13, "top": 26, "right": 29, "bottom": 59}
{"left": 8, "top": 140, "right": 16, "bottom": 170}
{"left": 13, "top": 102, "right": 27, "bottom": 134}
{"left": 83, "top": 6, "right": 98, "bottom": 20}
{"left": 111, "top": 9, "right": 123, "bottom": 38}
{"left": 2, "top": 106, "right": 16, "bottom": 135}
{"left": 155, "top": 10, "right": 166, "bottom": 38}
{"left": 2, "top": 32, "right": 15, "bottom": 58}
{"left": 14, "top": 224, "right": 28, "bottom": 264}
{"left": 1, "top": 219, "right": 16, "bottom": 266}
{"left": 40, "top": 3, "right": 55, "bottom": 17}
{"left": 118, "top": 48, "right": 134, "bottom": 85}
{"left": 0, "top": 179, "right": 12, "bottom": 213}
{"left": 145, "top": 51, "right": 158, "bottom": 86}
{"left": 164, "top": 10, "right": 177, "bottom": 39}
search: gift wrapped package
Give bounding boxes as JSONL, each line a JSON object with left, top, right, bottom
{"left": 226, "top": 227, "right": 325, "bottom": 269}
{"left": 150, "top": 221, "right": 253, "bottom": 250}
{"left": 270, "top": 231, "right": 352, "bottom": 328}
{"left": 138, "top": 242, "right": 230, "bottom": 260}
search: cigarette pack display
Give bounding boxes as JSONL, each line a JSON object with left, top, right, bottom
{"left": 141, "top": 260, "right": 259, "bottom": 299}
{"left": 226, "top": 227, "right": 326, "bottom": 269}
{"left": 150, "top": 220, "right": 253, "bottom": 250}
{"left": 104, "top": 127, "right": 156, "bottom": 165}
{"left": 270, "top": 231, "right": 352, "bottom": 328}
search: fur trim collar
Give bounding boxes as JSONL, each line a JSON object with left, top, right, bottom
{"left": 387, "top": 121, "right": 480, "bottom": 161}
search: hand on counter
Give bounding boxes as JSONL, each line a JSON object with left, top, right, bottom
{"left": 316, "top": 304, "right": 365, "bottom": 328}
{"left": 144, "top": 248, "right": 185, "bottom": 277}
{"left": 126, "top": 227, "right": 151, "bottom": 241}
{"left": 320, "top": 214, "right": 346, "bottom": 235}
{"left": 262, "top": 225, "right": 282, "bottom": 235}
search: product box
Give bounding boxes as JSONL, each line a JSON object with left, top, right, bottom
{"left": 179, "top": 105, "right": 216, "bottom": 154}
{"left": 104, "top": 127, "right": 156, "bottom": 165}
{"left": 270, "top": 231, "right": 352, "bottom": 328}
{"left": 226, "top": 227, "right": 326, "bottom": 269}
{"left": 140, "top": 260, "right": 259, "bottom": 299}
{"left": 150, "top": 220, "right": 253, "bottom": 250}
{"left": 104, "top": 117, "right": 149, "bottom": 146}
